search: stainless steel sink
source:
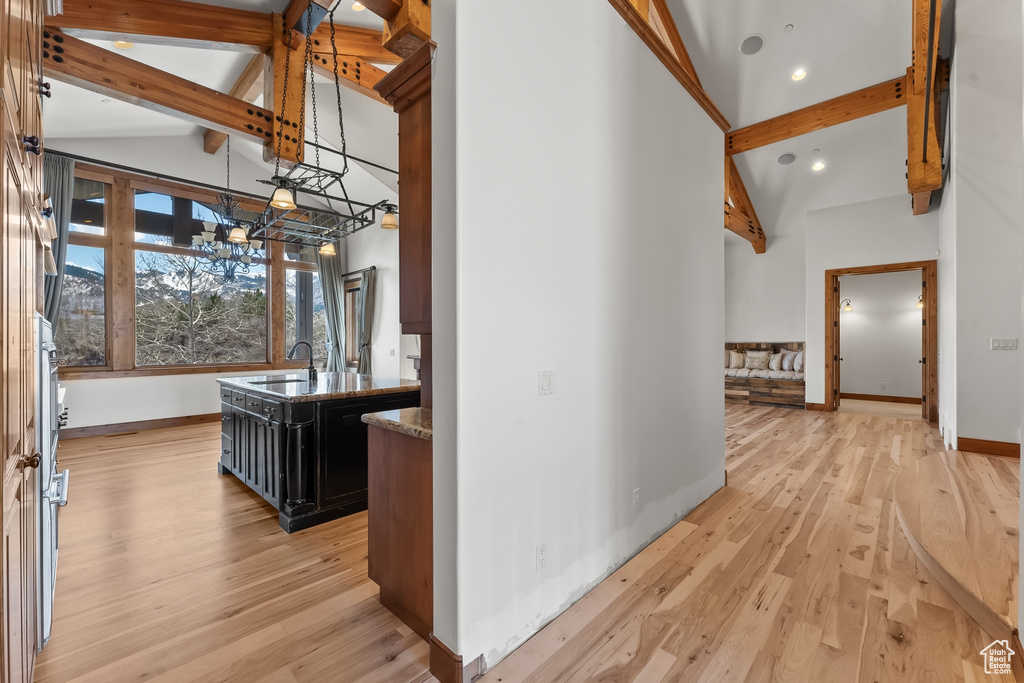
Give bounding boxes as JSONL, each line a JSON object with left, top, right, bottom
{"left": 247, "top": 378, "right": 308, "bottom": 385}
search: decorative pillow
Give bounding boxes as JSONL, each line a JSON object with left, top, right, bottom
{"left": 793, "top": 350, "right": 805, "bottom": 373}
{"left": 782, "top": 352, "right": 796, "bottom": 372}
{"left": 779, "top": 347, "right": 797, "bottom": 356}
{"left": 745, "top": 355, "right": 769, "bottom": 370}
{"left": 725, "top": 350, "right": 731, "bottom": 368}
{"left": 729, "top": 351, "right": 746, "bottom": 369}
{"left": 769, "top": 353, "right": 783, "bottom": 371}
{"left": 745, "top": 350, "right": 771, "bottom": 360}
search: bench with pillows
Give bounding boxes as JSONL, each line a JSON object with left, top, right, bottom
{"left": 724, "top": 342, "right": 806, "bottom": 409}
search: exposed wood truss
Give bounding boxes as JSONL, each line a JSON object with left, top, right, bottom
{"left": 907, "top": 0, "right": 943, "bottom": 215}
{"left": 47, "top": 0, "right": 272, "bottom": 50}
{"left": 203, "top": 53, "right": 265, "bottom": 155}
{"left": 42, "top": 28, "right": 279, "bottom": 147}
{"left": 264, "top": 13, "right": 305, "bottom": 164}
{"left": 649, "top": 0, "right": 701, "bottom": 88}
{"left": 607, "top": 0, "right": 729, "bottom": 132}
{"left": 310, "top": 24, "right": 402, "bottom": 65}
{"left": 725, "top": 157, "right": 765, "bottom": 254}
{"left": 309, "top": 54, "right": 389, "bottom": 105}
{"left": 284, "top": 0, "right": 332, "bottom": 47}
{"left": 726, "top": 76, "right": 907, "bottom": 155}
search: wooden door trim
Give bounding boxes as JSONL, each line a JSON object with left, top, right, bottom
{"left": 824, "top": 260, "right": 938, "bottom": 424}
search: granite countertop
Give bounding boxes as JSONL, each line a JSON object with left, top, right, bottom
{"left": 218, "top": 373, "right": 420, "bottom": 403}
{"left": 362, "top": 407, "right": 432, "bottom": 441}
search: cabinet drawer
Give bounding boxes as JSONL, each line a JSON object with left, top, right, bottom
{"left": 219, "top": 387, "right": 233, "bottom": 402}
{"left": 244, "top": 394, "right": 263, "bottom": 414}
{"left": 261, "top": 398, "right": 283, "bottom": 421}
{"left": 230, "top": 390, "right": 247, "bottom": 407}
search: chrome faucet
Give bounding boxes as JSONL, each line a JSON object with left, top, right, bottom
{"left": 287, "top": 341, "right": 318, "bottom": 382}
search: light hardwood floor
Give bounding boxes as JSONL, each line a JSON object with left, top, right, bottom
{"left": 37, "top": 408, "right": 1017, "bottom": 683}
{"left": 484, "top": 405, "right": 1018, "bottom": 682}
{"left": 838, "top": 398, "right": 922, "bottom": 420}
{"left": 35, "top": 424, "right": 436, "bottom": 683}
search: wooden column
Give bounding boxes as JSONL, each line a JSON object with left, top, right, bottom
{"left": 375, "top": 42, "right": 432, "bottom": 406}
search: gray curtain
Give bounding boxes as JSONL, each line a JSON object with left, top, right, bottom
{"left": 43, "top": 153, "right": 76, "bottom": 326}
{"left": 357, "top": 268, "right": 376, "bottom": 374}
{"left": 316, "top": 243, "right": 347, "bottom": 372}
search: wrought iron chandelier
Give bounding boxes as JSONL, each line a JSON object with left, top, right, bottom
{"left": 193, "top": 136, "right": 264, "bottom": 280}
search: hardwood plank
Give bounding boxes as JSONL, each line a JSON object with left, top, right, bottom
{"left": 727, "top": 76, "right": 907, "bottom": 155}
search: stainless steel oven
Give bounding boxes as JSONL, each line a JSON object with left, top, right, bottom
{"left": 36, "top": 313, "right": 68, "bottom": 649}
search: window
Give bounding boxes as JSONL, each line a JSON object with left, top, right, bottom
{"left": 54, "top": 163, "right": 324, "bottom": 377}
{"left": 135, "top": 251, "right": 268, "bottom": 366}
{"left": 344, "top": 279, "right": 363, "bottom": 368}
{"left": 56, "top": 177, "right": 110, "bottom": 367}
{"left": 285, "top": 270, "right": 327, "bottom": 365}
{"left": 55, "top": 244, "right": 106, "bottom": 366}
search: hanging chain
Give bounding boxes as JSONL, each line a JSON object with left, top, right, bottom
{"left": 328, "top": 9, "right": 349, "bottom": 178}
{"left": 305, "top": 4, "right": 322, "bottom": 191}
{"left": 225, "top": 135, "right": 231, "bottom": 193}
{"left": 273, "top": 16, "right": 295, "bottom": 179}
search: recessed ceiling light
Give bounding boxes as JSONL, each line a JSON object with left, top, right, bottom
{"left": 100, "top": 98, "right": 111, "bottom": 104}
{"left": 777, "top": 153, "right": 797, "bottom": 165}
{"left": 112, "top": 40, "right": 134, "bottom": 49}
{"left": 352, "top": 1, "right": 366, "bottom": 9}
{"left": 812, "top": 161, "right": 826, "bottom": 171}
{"left": 792, "top": 68, "right": 807, "bottom": 81}
{"left": 739, "top": 34, "right": 764, "bottom": 56}
{"left": 784, "top": 24, "right": 794, "bottom": 33}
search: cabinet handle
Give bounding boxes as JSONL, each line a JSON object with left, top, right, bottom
{"left": 249, "top": 401, "right": 260, "bottom": 407}
{"left": 22, "top": 135, "right": 41, "bottom": 156}
{"left": 21, "top": 453, "right": 40, "bottom": 469}
{"left": 233, "top": 396, "right": 244, "bottom": 402}
{"left": 39, "top": 81, "right": 52, "bottom": 98}
{"left": 222, "top": 415, "right": 231, "bottom": 421}
{"left": 222, "top": 449, "right": 230, "bottom": 454}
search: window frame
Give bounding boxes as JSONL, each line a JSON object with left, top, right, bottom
{"left": 57, "top": 163, "right": 316, "bottom": 380}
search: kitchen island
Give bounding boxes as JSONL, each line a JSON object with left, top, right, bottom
{"left": 217, "top": 373, "right": 420, "bottom": 532}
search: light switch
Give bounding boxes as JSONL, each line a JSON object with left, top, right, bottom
{"left": 990, "top": 338, "right": 1019, "bottom": 350}
{"left": 538, "top": 370, "right": 555, "bottom": 396}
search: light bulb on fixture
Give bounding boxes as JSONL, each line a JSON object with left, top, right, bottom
{"left": 227, "top": 226, "right": 248, "bottom": 244}
{"left": 319, "top": 242, "right": 337, "bottom": 256}
{"left": 113, "top": 40, "right": 135, "bottom": 49}
{"left": 917, "top": 295, "right": 924, "bottom": 309}
{"left": 791, "top": 68, "right": 807, "bottom": 81}
{"left": 270, "top": 184, "right": 296, "bottom": 210}
{"left": 841, "top": 298, "right": 853, "bottom": 312}
{"left": 812, "top": 161, "right": 826, "bottom": 171}
{"left": 380, "top": 204, "right": 399, "bottom": 230}
{"left": 352, "top": 1, "right": 366, "bottom": 9}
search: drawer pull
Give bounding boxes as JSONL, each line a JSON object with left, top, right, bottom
{"left": 249, "top": 400, "right": 260, "bottom": 407}
{"left": 234, "top": 396, "right": 244, "bottom": 402}
{"left": 222, "top": 415, "right": 231, "bottom": 422}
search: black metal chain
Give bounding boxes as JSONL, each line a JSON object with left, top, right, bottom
{"left": 305, "top": 5, "right": 322, "bottom": 191}
{"left": 273, "top": 18, "right": 294, "bottom": 179}
{"left": 328, "top": 9, "right": 349, "bottom": 178}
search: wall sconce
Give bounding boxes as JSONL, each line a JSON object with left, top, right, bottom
{"left": 917, "top": 295, "right": 924, "bottom": 309}
{"left": 841, "top": 298, "right": 853, "bottom": 312}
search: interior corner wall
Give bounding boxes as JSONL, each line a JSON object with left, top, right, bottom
{"left": 937, "top": 103, "right": 958, "bottom": 448}
{"left": 725, "top": 232, "right": 806, "bottom": 342}
{"left": 947, "top": 0, "right": 1023, "bottom": 445}
{"left": 345, "top": 225, "right": 418, "bottom": 380}
{"left": 447, "top": 0, "right": 725, "bottom": 667}
{"left": 804, "top": 195, "right": 939, "bottom": 405}
{"left": 838, "top": 271, "right": 923, "bottom": 398}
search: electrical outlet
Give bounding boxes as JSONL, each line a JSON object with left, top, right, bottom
{"left": 633, "top": 488, "right": 640, "bottom": 510}
{"left": 536, "top": 543, "right": 547, "bottom": 570}
{"left": 991, "top": 338, "right": 1019, "bottom": 350}
{"left": 538, "top": 370, "right": 555, "bottom": 396}
{"left": 390, "top": 349, "right": 395, "bottom": 356}
{"left": 880, "top": 382, "right": 886, "bottom": 390}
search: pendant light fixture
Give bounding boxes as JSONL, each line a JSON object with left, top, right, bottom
{"left": 318, "top": 241, "right": 336, "bottom": 256}
{"left": 197, "top": 136, "right": 264, "bottom": 280}
{"left": 841, "top": 298, "right": 853, "bottom": 312}
{"left": 270, "top": 180, "right": 297, "bottom": 210}
{"left": 380, "top": 204, "right": 398, "bottom": 230}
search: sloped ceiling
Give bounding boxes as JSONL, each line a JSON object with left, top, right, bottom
{"left": 667, "top": 0, "right": 927, "bottom": 248}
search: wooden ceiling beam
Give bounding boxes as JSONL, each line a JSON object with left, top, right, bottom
{"left": 309, "top": 55, "right": 389, "bottom": 105}
{"left": 309, "top": 24, "right": 402, "bottom": 64}
{"left": 43, "top": 27, "right": 277, "bottom": 147}
{"left": 907, "top": 0, "right": 943, "bottom": 214}
{"left": 607, "top": 0, "right": 730, "bottom": 132}
{"left": 726, "top": 76, "right": 907, "bottom": 155}
{"left": 381, "top": 0, "right": 430, "bottom": 59}
{"left": 727, "top": 156, "right": 762, "bottom": 229}
{"left": 357, "top": 0, "right": 402, "bottom": 21}
{"left": 725, "top": 204, "right": 766, "bottom": 254}
{"left": 203, "top": 53, "right": 266, "bottom": 155}
{"left": 263, "top": 14, "right": 305, "bottom": 165}
{"left": 650, "top": 0, "right": 701, "bottom": 88}
{"left": 48, "top": 0, "right": 272, "bottom": 50}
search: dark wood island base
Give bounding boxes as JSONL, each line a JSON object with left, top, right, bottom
{"left": 216, "top": 374, "right": 420, "bottom": 533}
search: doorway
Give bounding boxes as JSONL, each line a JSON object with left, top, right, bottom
{"left": 824, "top": 260, "right": 938, "bottom": 423}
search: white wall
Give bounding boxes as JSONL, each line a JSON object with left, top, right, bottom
{"left": 725, "top": 232, "right": 805, "bottom": 342}
{"left": 435, "top": 0, "right": 726, "bottom": 667}
{"left": 838, "top": 271, "right": 923, "bottom": 398}
{"left": 945, "top": 0, "right": 1023, "bottom": 444}
{"left": 805, "top": 195, "right": 939, "bottom": 404}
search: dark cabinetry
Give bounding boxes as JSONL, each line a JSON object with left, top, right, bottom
{"left": 217, "top": 385, "right": 419, "bottom": 532}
